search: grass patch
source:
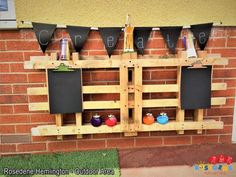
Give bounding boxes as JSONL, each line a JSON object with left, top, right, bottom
{"left": 0, "top": 149, "right": 120, "bottom": 177}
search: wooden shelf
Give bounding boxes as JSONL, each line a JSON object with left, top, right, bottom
{"left": 24, "top": 55, "right": 228, "bottom": 69}
{"left": 25, "top": 52, "right": 228, "bottom": 138}
{"left": 31, "top": 120, "right": 223, "bottom": 136}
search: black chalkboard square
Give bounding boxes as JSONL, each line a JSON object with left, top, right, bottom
{"left": 47, "top": 69, "right": 83, "bottom": 114}
{"left": 181, "top": 66, "right": 212, "bottom": 109}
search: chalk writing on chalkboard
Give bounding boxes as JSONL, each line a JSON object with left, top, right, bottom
{"left": 134, "top": 27, "right": 152, "bottom": 55}
{"left": 190, "top": 23, "right": 213, "bottom": 50}
{"left": 32, "top": 22, "right": 56, "bottom": 53}
{"left": 160, "top": 26, "right": 182, "bottom": 54}
{"left": 199, "top": 32, "right": 206, "bottom": 44}
{"left": 99, "top": 27, "right": 121, "bottom": 57}
{"left": 107, "top": 36, "right": 115, "bottom": 47}
{"left": 136, "top": 37, "right": 144, "bottom": 48}
{"left": 67, "top": 26, "right": 90, "bottom": 52}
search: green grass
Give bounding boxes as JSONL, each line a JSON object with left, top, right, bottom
{"left": 0, "top": 149, "right": 120, "bottom": 177}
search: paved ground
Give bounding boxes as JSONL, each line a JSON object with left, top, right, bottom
{"left": 119, "top": 144, "right": 236, "bottom": 177}
{"left": 121, "top": 164, "right": 236, "bottom": 177}
{"left": 119, "top": 144, "right": 236, "bottom": 167}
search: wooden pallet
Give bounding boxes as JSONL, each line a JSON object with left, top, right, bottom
{"left": 25, "top": 52, "right": 228, "bottom": 139}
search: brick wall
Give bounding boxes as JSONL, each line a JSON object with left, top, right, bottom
{"left": 0, "top": 27, "right": 236, "bottom": 155}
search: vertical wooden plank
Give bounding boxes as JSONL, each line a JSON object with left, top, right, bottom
{"left": 49, "top": 53, "right": 64, "bottom": 140}
{"left": 176, "top": 65, "right": 185, "bottom": 135}
{"left": 55, "top": 114, "right": 63, "bottom": 140}
{"left": 125, "top": 68, "right": 137, "bottom": 136}
{"left": 120, "top": 64, "right": 129, "bottom": 132}
{"left": 75, "top": 113, "right": 83, "bottom": 138}
{"left": 194, "top": 109, "right": 204, "bottom": 134}
{"left": 72, "top": 53, "right": 83, "bottom": 139}
{"left": 194, "top": 51, "right": 207, "bottom": 134}
{"left": 134, "top": 64, "right": 143, "bottom": 131}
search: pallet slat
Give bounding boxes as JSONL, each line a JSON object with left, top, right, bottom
{"left": 25, "top": 57, "right": 228, "bottom": 69}
{"left": 141, "top": 120, "right": 223, "bottom": 132}
{"left": 142, "top": 99, "right": 178, "bottom": 107}
{"left": 28, "top": 97, "right": 226, "bottom": 111}
{"left": 31, "top": 120, "right": 223, "bottom": 136}
{"left": 27, "top": 83, "right": 227, "bottom": 96}
{"left": 83, "top": 101, "right": 120, "bottom": 109}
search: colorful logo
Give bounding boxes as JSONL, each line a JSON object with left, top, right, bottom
{"left": 194, "top": 155, "right": 233, "bottom": 172}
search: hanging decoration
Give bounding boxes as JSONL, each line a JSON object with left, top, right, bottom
{"left": 67, "top": 26, "right": 90, "bottom": 52}
{"left": 98, "top": 27, "right": 122, "bottom": 57}
{"left": 190, "top": 23, "right": 213, "bottom": 50}
{"left": 31, "top": 21, "right": 216, "bottom": 57}
{"left": 32, "top": 22, "right": 57, "bottom": 53}
{"left": 134, "top": 27, "right": 152, "bottom": 55}
{"left": 160, "top": 26, "right": 182, "bottom": 53}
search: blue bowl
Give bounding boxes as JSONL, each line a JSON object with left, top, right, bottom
{"left": 156, "top": 115, "right": 169, "bottom": 124}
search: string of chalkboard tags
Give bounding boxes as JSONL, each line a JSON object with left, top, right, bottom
{"left": 31, "top": 20, "right": 213, "bottom": 58}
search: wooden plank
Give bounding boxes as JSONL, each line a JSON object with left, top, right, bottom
{"left": 28, "top": 86, "right": 120, "bottom": 95}
{"left": 31, "top": 125, "right": 79, "bottom": 136}
{"left": 27, "top": 82, "right": 227, "bottom": 96}
{"left": 134, "top": 65, "right": 143, "bottom": 131}
{"left": 83, "top": 85, "right": 120, "bottom": 94}
{"left": 24, "top": 57, "right": 228, "bottom": 69}
{"left": 211, "top": 97, "right": 226, "bottom": 105}
{"left": 138, "top": 58, "right": 228, "bottom": 67}
{"left": 212, "top": 83, "right": 227, "bottom": 90}
{"left": 83, "top": 101, "right": 120, "bottom": 109}
{"left": 176, "top": 108, "right": 185, "bottom": 134}
{"left": 176, "top": 65, "right": 185, "bottom": 134}
{"left": 142, "top": 83, "right": 226, "bottom": 93}
{"left": 50, "top": 53, "right": 63, "bottom": 140}
{"left": 122, "top": 52, "right": 137, "bottom": 60}
{"left": 31, "top": 120, "right": 223, "bottom": 136}
{"left": 29, "top": 102, "right": 49, "bottom": 111}
{"left": 80, "top": 124, "right": 122, "bottom": 134}
{"left": 120, "top": 65, "right": 129, "bottom": 132}
{"left": 75, "top": 113, "right": 83, "bottom": 138}
{"left": 55, "top": 114, "right": 63, "bottom": 140}
{"left": 142, "top": 99, "right": 178, "bottom": 108}
{"left": 31, "top": 124, "right": 121, "bottom": 136}
{"left": 194, "top": 109, "right": 204, "bottom": 134}
{"left": 141, "top": 120, "right": 223, "bottom": 132}
{"left": 29, "top": 101, "right": 120, "bottom": 111}
{"left": 143, "top": 84, "right": 178, "bottom": 93}
{"left": 72, "top": 53, "right": 83, "bottom": 139}
{"left": 28, "top": 97, "right": 226, "bottom": 111}
{"left": 27, "top": 87, "right": 48, "bottom": 95}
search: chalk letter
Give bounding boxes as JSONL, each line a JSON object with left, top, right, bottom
{"left": 137, "top": 37, "right": 144, "bottom": 48}
{"left": 75, "top": 35, "right": 82, "bottom": 46}
{"left": 39, "top": 30, "right": 49, "bottom": 45}
{"left": 166, "top": 34, "right": 174, "bottom": 48}
{"left": 199, "top": 32, "right": 206, "bottom": 44}
{"left": 107, "top": 36, "right": 114, "bottom": 47}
